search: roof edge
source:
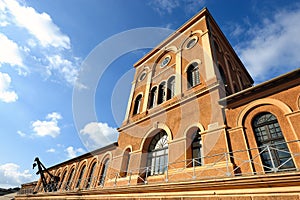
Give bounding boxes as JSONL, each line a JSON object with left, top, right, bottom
{"left": 133, "top": 7, "right": 209, "bottom": 68}
{"left": 220, "top": 68, "right": 300, "bottom": 105}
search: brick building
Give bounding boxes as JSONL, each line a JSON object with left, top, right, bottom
{"left": 16, "top": 8, "right": 300, "bottom": 200}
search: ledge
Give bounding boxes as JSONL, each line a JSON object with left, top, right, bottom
{"left": 16, "top": 171, "right": 300, "bottom": 199}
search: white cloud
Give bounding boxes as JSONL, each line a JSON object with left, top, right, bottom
{"left": 0, "top": 0, "right": 80, "bottom": 86}
{"left": 237, "top": 7, "right": 300, "bottom": 82}
{"left": 31, "top": 112, "right": 62, "bottom": 138}
{"left": 0, "top": 33, "right": 23, "bottom": 67}
{"left": 65, "top": 146, "right": 85, "bottom": 159}
{"left": 164, "top": 23, "right": 173, "bottom": 29}
{"left": 149, "top": 0, "right": 205, "bottom": 15}
{"left": 74, "top": 81, "right": 88, "bottom": 90}
{"left": 0, "top": 1, "right": 9, "bottom": 27}
{"left": 183, "top": 0, "right": 206, "bottom": 14}
{"left": 0, "top": 163, "right": 34, "bottom": 188}
{"left": 80, "top": 122, "right": 118, "bottom": 150}
{"left": 46, "top": 112, "right": 62, "bottom": 120}
{"left": 229, "top": 24, "right": 245, "bottom": 38}
{"left": 2, "top": 0, "right": 70, "bottom": 49}
{"left": 27, "top": 38, "right": 37, "bottom": 48}
{"left": 17, "top": 130, "right": 26, "bottom": 137}
{"left": 46, "top": 148, "right": 56, "bottom": 153}
{"left": 0, "top": 72, "right": 18, "bottom": 103}
{"left": 46, "top": 55, "right": 79, "bottom": 85}
{"left": 150, "top": 0, "right": 180, "bottom": 15}
{"left": 0, "top": 21, "right": 9, "bottom": 26}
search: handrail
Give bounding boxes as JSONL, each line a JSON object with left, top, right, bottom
{"left": 18, "top": 139, "right": 300, "bottom": 195}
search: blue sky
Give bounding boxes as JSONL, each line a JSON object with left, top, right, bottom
{"left": 0, "top": 0, "right": 300, "bottom": 188}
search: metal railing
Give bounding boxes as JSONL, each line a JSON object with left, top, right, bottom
{"left": 18, "top": 140, "right": 300, "bottom": 195}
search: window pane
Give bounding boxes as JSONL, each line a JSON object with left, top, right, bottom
{"left": 167, "top": 77, "right": 175, "bottom": 100}
{"left": 191, "top": 129, "right": 202, "bottom": 166}
{"left": 158, "top": 83, "right": 166, "bottom": 104}
{"left": 65, "top": 168, "right": 74, "bottom": 190}
{"left": 149, "top": 87, "right": 157, "bottom": 108}
{"left": 76, "top": 165, "right": 86, "bottom": 188}
{"left": 147, "top": 131, "right": 168, "bottom": 176}
{"left": 99, "top": 160, "right": 109, "bottom": 186}
{"left": 252, "top": 113, "right": 295, "bottom": 172}
{"left": 86, "top": 162, "right": 96, "bottom": 188}
{"left": 187, "top": 63, "right": 200, "bottom": 88}
{"left": 159, "top": 156, "right": 165, "bottom": 174}
{"left": 133, "top": 95, "right": 142, "bottom": 114}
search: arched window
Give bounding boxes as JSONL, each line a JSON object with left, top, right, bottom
{"left": 59, "top": 170, "right": 67, "bottom": 189}
{"left": 49, "top": 172, "right": 59, "bottom": 192}
{"left": 252, "top": 112, "right": 295, "bottom": 172}
{"left": 218, "top": 65, "right": 230, "bottom": 95}
{"left": 187, "top": 62, "right": 200, "bottom": 88}
{"left": 120, "top": 148, "right": 131, "bottom": 177}
{"left": 133, "top": 94, "right": 142, "bottom": 115}
{"left": 40, "top": 174, "right": 50, "bottom": 192}
{"left": 65, "top": 168, "right": 75, "bottom": 190}
{"left": 213, "top": 40, "right": 220, "bottom": 52}
{"left": 227, "top": 60, "right": 233, "bottom": 70}
{"left": 99, "top": 159, "right": 109, "bottom": 186}
{"left": 157, "top": 82, "right": 166, "bottom": 104}
{"left": 218, "top": 65, "right": 227, "bottom": 86}
{"left": 147, "top": 131, "right": 168, "bottom": 176}
{"left": 167, "top": 76, "right": 175, "bottom": 100}
{"left": 75, "top": 165, "right": 86, "bottom": 188}
{"left": 86, "top": 162, "right": 97, "bottom": 188}
{"left": 149, "top": 87, "right": 157, "bottom": 108}
{"left": 191, "top": 129, "right": 202, "bottom": 167}
{"left": 234, "top": 84, "right": 239, "bottom": 93}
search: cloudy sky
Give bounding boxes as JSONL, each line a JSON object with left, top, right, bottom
{"left": 0, "top": 0, "right": 299, "bottom": 188}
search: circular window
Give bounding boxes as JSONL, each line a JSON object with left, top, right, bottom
{"left": 160, "top": 55, "right": 171, "bottom": 68}
{"left": 186, "top": 36, "right": 198, "bottom": 49}
{"left": 139, "top": 71, "right": 147, "bottom": 81}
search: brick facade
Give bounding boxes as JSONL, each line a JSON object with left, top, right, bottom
{"left": 16, "top": 8, "right": 300, "bottom": 200}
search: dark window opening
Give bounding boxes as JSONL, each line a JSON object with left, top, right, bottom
{"left": 120, "top": 149, "right": 131, "bottom": 177}
{"left": 213, "top": 40, "right": 220, "bottom": 52}
{"left": 99, "top": 159, "right": 109, "bottom": 186}
{"left": 86, "top": 162, "right": 97, "bottom": 188}
{"left": 158, "top": 82, "right": 166, "bottom": 104}
{"left": 218, "top": 65, "right": 231, "bottom": 95}
{"left": 167, "top": 76, "right": 175, "bottom": 100}
{"left": 59, "top": 170, "right": 67, "bottom": 189}
{"left": 187, "top": 63, "right": 200, "bottom": 88}
{"left": 65, "top": 168, "right": 75, "bottom": 190}
{"left": 149, "top": 87, "right": 157, "bottom": 109}
{"left": 133, "top": 94, "right": 142, "bottom": 115}
{"left": 192, "top": 129, "right": 202, "bottom": 166}
{"left": 75, "top": 165, "right": 86, "bottom": 188}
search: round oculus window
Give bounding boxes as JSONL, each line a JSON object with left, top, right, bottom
{"left": 160, "top": 56, "right": 171, "bottom": 68}
{"left": 186, "top": 37, "right": 198, "bottom": 49}
{"left": 139, "top": 71, "right": 147, "bottom": 81}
